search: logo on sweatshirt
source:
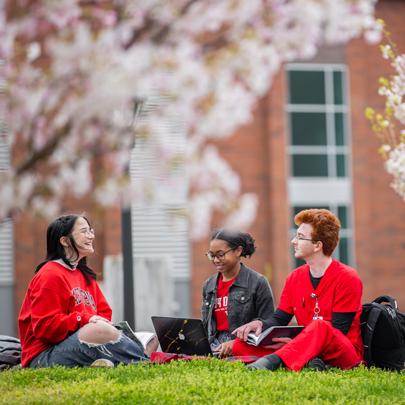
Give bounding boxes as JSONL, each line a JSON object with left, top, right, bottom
{"left": 72, "top": 287, "right": 97, "bottom": 310}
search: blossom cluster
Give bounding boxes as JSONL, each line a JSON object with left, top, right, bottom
{"left": 385, "top": 143, "right": 405, "bottom": 200}
{"left": 1, "top": 0, "right": 380, "bottom": 235}
{"left": 366, "top": 27, "right": 405, "bottom": 201}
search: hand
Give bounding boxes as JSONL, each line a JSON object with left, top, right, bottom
{"left": 262, "top": 337, "right": 292, "bottom": 350}
{"left": 215, "top": 340, "right": 234, "bottom": 358}
{"left": 89, "top": 315, "right": 112, "bottom": 324}
{"left": 232, "top": 320, "right": 263, "bottom": 342}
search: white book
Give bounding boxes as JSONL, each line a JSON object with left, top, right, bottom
{"left": 134, "top": 331, "right": 158, "bottom": 351}
{"left": 115, "top": 321, "right": 157, "bottom": 352}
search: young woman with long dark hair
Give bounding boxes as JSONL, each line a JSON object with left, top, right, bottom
{"left": 19, "top": 214, "right": 150, "bottom": 368}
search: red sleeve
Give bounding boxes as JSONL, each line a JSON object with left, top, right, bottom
{"left": 332, "top": 270, "right": 363, "bottom": 313}
{"left": 94, "top": 283, "right": 112, "bottom": 320}
{"left": 29, "top": 284, "right": 91, "bottom": 345}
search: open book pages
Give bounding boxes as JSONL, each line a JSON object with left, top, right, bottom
{"left": 246, "top": 333, "right": 261, "bottom": 346}
{"left": 134, "top": 332, "right": 157, "bottom": 351}
{"left": 246, "top": 325, "right": 304, "bottom": 347}
{"left": 114, "top": 321, "right": 157, "bottom": 351}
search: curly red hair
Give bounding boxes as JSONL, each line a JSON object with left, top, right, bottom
{"left": 294, "top": 209, "right": 341, "bottom": 256}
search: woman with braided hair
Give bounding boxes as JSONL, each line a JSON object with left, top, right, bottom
{"left": 202, "top": 229, "right": 275, "bottom": 357}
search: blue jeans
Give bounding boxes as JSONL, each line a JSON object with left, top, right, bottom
{"left": 29, "top": 330, "right": 148, "bottom": 368}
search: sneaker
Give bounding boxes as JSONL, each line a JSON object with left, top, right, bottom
{"left": 90, "top": 358, "right": 115, "bottom": 368}
{"left": 306, "top": 357, "right": 327, "bottom": 371}
{"left": 246, "top": 354, "right": 283, "bottom": 371}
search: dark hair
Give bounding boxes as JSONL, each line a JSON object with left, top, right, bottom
{"left": 35, "top": 214, "right": 97, "bottom": 284}
{"left": 210, "top": 229, "right": 256, "bottom": 258}
{"left": 294, "top": 208, "right": 341, "bottom": 256}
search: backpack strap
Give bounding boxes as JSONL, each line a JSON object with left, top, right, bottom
{"left": 362, "top": 305, "right": 382, "bottom": 367}
{"left": 373, "top": 296, "right": 398, "bottom": 310}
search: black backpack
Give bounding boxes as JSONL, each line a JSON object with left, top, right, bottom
{"left": 361, "top": 296, "right": 405, "bottom": 371}
{"left": 0, "top": 335, "right": 21, "bottom": 371}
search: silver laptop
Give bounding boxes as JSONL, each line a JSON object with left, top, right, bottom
{"left": 151, "top": 316, "right": 213, "bottom": 356}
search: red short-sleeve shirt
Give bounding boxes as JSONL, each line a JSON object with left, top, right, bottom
{"left": 278, "top": 259, "right": 363, "bottom": 354}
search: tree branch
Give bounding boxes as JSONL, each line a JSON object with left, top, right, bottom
{"left": 16, "top": 121, "right": 72, "bottom": 176}
{"left": 123, "top": 0, "right": 200, "bottom": 49}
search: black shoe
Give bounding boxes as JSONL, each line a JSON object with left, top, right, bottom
{"left": 247, "top": 354, "right": 282, "bottom": 371}
{"left": 306, "top": 357, "right": 327, "bottom": 371}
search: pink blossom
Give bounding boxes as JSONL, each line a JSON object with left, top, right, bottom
{"left": 2, "top": 0, "right": 381, "bottom": 235}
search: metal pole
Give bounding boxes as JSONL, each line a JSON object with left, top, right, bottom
{"left": 121, "top": 207, "right": 135, "bottom": 328}
{"left": 121, "top": 98, "right": 144, "bottom": 329}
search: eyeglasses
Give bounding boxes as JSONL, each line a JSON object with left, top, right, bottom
{"left": 293, "top": 235, "right": 315, "bottom": 242}
{"left": 205, "top": 248, "right": 235, "bottom": 261}
{"left": 75, "top": 227, "right": 95, "bottom": 237}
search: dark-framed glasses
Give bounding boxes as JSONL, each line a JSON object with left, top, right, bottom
{"left": 205, "top": 248, "right": 235, "bottom": 261}
{"left": 293, "top": 234, "right": 315, "bottom": 242}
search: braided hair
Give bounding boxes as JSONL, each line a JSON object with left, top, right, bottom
{"left": 210, "top": 229, "right": 256, "bottom": 258}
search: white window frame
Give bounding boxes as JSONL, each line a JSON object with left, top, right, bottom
{"left": 286, "top": 63, "right": 355, "bottom": 266}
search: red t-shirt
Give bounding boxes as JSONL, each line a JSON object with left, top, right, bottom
{"left": 18, "top": 261, "right": 112, "bottom": 367}
{"left": 278, "top": 259, "right": 364, "bottom": 356}
{"left": 214, "top": 275, "right": 237, "bottom": 331}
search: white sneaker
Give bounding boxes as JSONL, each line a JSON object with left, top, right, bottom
{"left": 90, "top": 358, "right": 114, "bottom": 368}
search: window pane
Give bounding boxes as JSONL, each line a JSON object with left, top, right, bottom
{"left": 335, "top": 113, "right": 346, "bottom": 146}
{"left": 289, "top": 71, "right": 325, "bottom": 104}
{"left": 291, "top": 113, "right": 327, "bottom": 145}
{"left": 338, "top": 206, "right": 348, "bottom": 228}
{"left": 292, "top": 154, "right": 328, "bottom": 177}
{"left": 339, "top": 237, "right": 349, "bottom": 264}
{"left": 334, "top": 71, "right": 344, "bottom": 105}
{"left": 293, "top": 206, "right": 310, "bottom": 217}
{"left": 336, "top": 154, "right": 346, "bottom": 177}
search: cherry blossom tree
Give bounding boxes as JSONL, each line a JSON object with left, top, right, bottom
{"left": 366, "top": 23, "right": 405, "bottom": 201}
{"left": 1, "top": 0, "right": 381, "bottom": 237}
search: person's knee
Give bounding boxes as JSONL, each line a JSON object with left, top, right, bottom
{"left": 78, "top": 322, "right": 121, "bottom": 345}
{"left": 306, "top": 319, "right": 331, "bottom": 332}
{"left": 302, "top": 319, "right": 334, "bottom": 342}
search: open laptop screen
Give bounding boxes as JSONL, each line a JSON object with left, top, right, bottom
{"left": 151, "top": 316, "right": 213, "bottom": 356}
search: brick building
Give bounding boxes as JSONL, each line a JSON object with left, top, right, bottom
{"left": 1, "top": 0, "right": 404, "bottom": 336}
{"left": 193, "top": 0, "right": 405, "bottom": 316}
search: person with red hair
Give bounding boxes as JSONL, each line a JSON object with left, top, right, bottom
{"left": 232, "top": 209, "right": 364, "bottom": 371}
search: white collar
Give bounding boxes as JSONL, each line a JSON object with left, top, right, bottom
{"left": 53, "top": 258, "right": 77, "bottom": 271}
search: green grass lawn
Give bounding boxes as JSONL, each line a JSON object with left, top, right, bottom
{"left": 1, "top": 359, "right": 404, "bottom": 405}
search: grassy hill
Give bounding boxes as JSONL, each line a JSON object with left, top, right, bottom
{"left": 1, "top": 359, "right": 404, "bottom": 404}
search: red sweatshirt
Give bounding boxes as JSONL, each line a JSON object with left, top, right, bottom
{"left": 18, "top": 261, "right": 112, "bottom": 367}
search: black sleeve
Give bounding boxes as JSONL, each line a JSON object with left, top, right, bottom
{"left": 332, "top": 312, "right": 356, "bottom": 335}
{"left": 254, "top": 276, "right": 275, "bottom": 324}
{"left": 262, "top": 309, "right": 293, "bottom": 330}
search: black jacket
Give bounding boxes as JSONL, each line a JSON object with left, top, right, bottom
{"left": 201, "top": 263, "right": 275, "bottom": 345}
